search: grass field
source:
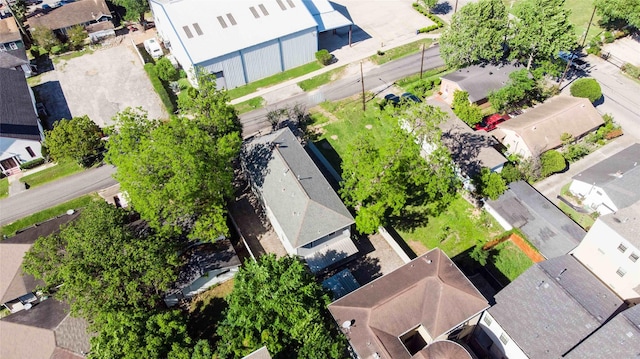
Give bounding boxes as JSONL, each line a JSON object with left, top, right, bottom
{"left": 1, "top": 194, "right": 97, "bottom": 237}
{"left": 226, "top": 62, "right": 323, "bottom": 100}
{"left": 490, "top": 240, "right": 534, "bottom": 281}
{"left": 20, "top": 162, "right": 83, "bottom": 188}
{"left": 298, "top": 65, "right": 347, "bottom": 91}
{"left": 0, "top": 178, "right": 8, "bottom": 199}
{"left": 234, "top": 97, "right": 265, "bottom": 114}
{"left": 370, "top": 39, "right": 434, "bottom": 65}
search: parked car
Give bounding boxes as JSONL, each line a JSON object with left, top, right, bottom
{"left": 143, "top": 38, "right": 163, "bottom": 59}
{"left": 572, "top": 58, "right": 589, "bottom": 71}
{"left": 474, "top": 113, "right": 510, "bottom": 132}
{"left": 401, "top": 92, "right": 422, "bottom": 103}
{"left": 382, "top": 93, "right": 400, "bottom": 107}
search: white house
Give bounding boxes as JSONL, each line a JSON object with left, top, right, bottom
{"left": 242, "top": 127, "right": 356, "bottom": 273}
{"left": 571, "top": 201, "right": 640, "bottom": 303}
{"left": 494, "top": 96, "right": 604, "bottom": 158}
{"left": 569, "top": 143, "right": 640, "bottom": 215}
{"left": 149, "top": 0, "right": 351, "bottom": 88}
{"left": 0, "top": 67, "right": 44, "bottom": 176}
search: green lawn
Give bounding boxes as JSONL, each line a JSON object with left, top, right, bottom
{"left": 234, "top": 97, "right": 265, "bottom": 114}
{"left": 490, "top": 240, "right": 534, "bottom": 281}
{"left": 298, "top": 65, "right": 347, "bottom": 91}
{"left": 19, "top": 162, "right": 84, "bottom": 188}
{"left": 52, "top": 48, "right": 95, "bottom": 64}
{"left": 0, "top": 178, "right": 8, "bottom": 199}
{"left": 398, "top": 196, "right": 502, "bottom": 258}
{"left": 226, "top": 62, "right": 323, "bottom": 100}
{"left": 370, "top": 39, "right": 434, "bottom": 65}
{"left": 558, "top": 182, "right": 596, "bottom": 230}
{"left": 1, "top": 194, "right": 97, "bottom": 237}
{"left": 188, "top": 279, "right": 234, "bottom": 343}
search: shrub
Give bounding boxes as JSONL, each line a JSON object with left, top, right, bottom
{"left": 67, "top": 25, "right": 87, "bottom": 50}
{"left": 586, "top": 43, "right": 601, "bottom": 56}
{"left": 500, "top": 162, "right": 523, "bottom": 183}
{"left": 144, "top": 63, "right": 175, "bottom": 114}
{"left": 19, "top": 158, "right": 46, "bottom": 170}
{"left": 570, "top": 78, "right": 602, "bottom": 103}
{"left": 474, "top": 167, "right": 507, "bottom": 200}
{"left": 470, "top": 244, "right": 489, "bottom": 266}
{"left": 563, "top": 143, "right": 590, "bottom": 162}
{"left": 50, "top": 43, "right": 68, "bottom": 55}
{"left": 452, "top": 90, "right": 482, "bottom": 126}
{"left": 154, "top": 57, "right": 179, "bottom": 82}
{"left": 621, "top": 63, "right": 640, "bottom": 79}
{"left": 604, "top": 128, "right": 623, "bottom": 140}
{"left": 315, "top": 49, "right": 332, "bottom": 66}
{"left": 31, "top": 26, "right": 60, "bottom": 52}
{"left": 540, "top": 150, "right": 566, "bottom": 177}
{"left": 603, "top": 31, "right": 615, "bottom": 43}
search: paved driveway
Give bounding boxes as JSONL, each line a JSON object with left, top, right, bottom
{"left": 34, "top": 40, "right": 167, "bottom": 128}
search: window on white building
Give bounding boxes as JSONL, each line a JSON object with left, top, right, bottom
{"left": 499, "top": 333, "right": 510, "bottom": 345}
{"left": 618, "top": 243, "right": 627, "bottom": 253}
{"left": 483, "top": 315, "right": 493, "bottom": 326}
{"left": 616, "top": 267, "right": 627, "bottom": 277}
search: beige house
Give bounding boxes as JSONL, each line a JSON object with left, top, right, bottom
{"left": 328, "top": 249, "right": 488, "bottom": 359}
{"left": 571, "top": 201, "right": 640, "bottom": 303}
{"left": 495, "top": 96, "right": 604, "bottom": 158}
{"left": 27, "top": 0, "right": 113, "bottom": 38}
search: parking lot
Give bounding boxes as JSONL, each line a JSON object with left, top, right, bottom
{"left": 34, "top": 41, "right": 166, "bottom": 128}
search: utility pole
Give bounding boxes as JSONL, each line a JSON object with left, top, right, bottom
{"left": 420, "top": 43, "right": 425, "bottom": 78}
{"left": 581, "top": 6, "right": 597, "bottom": 48}
{"left": 360, "top": 61, "right": 365, "bottom": 112}
{"left": 454, "top": 0, "right": 459, "bottom": 13}
{"left": 559, "top": 6, "right": 596, "bottom": 87}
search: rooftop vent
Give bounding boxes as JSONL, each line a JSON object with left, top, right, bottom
{"left": 192, "top": 23, "right": 203, "bottom": 36}
{"left": 259, "top": 4, "right": 269, "bottom": 15}
{"left": 276, "top": 0, "right": 286, "bottom": 10}
{"left": 217, "top": 16, "right": 228, "bottom": 28}
{"left": 250, "top": 6, "right": 260, "bottom": 18}
{"left": 286, "top": 0, "right": 295, "bottom": 7}
{"left": 227, "top": 13, "right": 237, "bottom": 26}
{"left": 183, "top": 26, "right": 193, "bottom": 38}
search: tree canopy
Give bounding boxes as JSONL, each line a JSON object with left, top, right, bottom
{"left": 488, "top": 69, "right": 538, "bottom": 112}
{"left": 45, "top": 116, "right": 104, "bottom": 167}
{"left": 473, "top": 167, "right": 507, "bottom": 200}
{"left": 110, "top": 0, "right": 149, "bottom": 23}
{"left": 107, "top": 74, "right": 242, "bottom": 241}
{"left": 31, "top": 26, "right": 60, "bottom": 52}
{"left": 594, "top": 0, "right": 640, "bottom": 29}
{"left": 570, "top": 78, "right": 602, "bottom": 103}
{"left": 216, "top": 255, "right": 346, "bottom": 359}
{"left": 440, "top": 0, "right": 508, "bottom": 68}
{"left": 508, "top": 0, "right": 577, "bottom": 69}
{"left": 339, "top": 104, "right": 459, "bottom": 233}
{"left": 22, "top": 201, "right": 180, "bottom": 319}
{"left": 452, "top": 90, "right": 483, "bottom": 126}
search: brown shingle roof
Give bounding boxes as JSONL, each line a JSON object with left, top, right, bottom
{"left": 411, "top": 340, "right": 472, "bottom": 359}
{"left": 0, "top": 17, "right": 21, "bottom": 44}
{"left": 328, "top": 249, "right": 488, "bottom": 359}
{"left": 497, "top": 96, "right": 604, "bottom": 154}
{"left": 27, "top": 0, "right": 111, "bottom": 31}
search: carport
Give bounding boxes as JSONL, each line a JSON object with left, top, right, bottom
{"left": 303, "top": 0, "right": 354, "bottom": 46}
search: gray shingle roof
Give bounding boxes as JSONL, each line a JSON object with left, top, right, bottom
{"left": 489, "top": 255, "right": 624, "bottom": 359}
{"left": 572, "top": 143, "right": 640, "bottom": 211}
{"left": 485, "top": 181, "right": 586, "bottom": 258}
{"left": 441, "top": 63, "right": 522, "bottom": 103}
{"left": 565, "top": 305, "right": 640, "bottom": 359}
{"left": 599, "top": 201, "right": 640, "bottom": 249}
{"left": 0, "top": 48, "right": 29, "bottom": 70}
{"left": 0, "top": 67, "right": 41, "bottom": 141}
{"left": 243, "top": 127, "right": 354, "bottom": 248}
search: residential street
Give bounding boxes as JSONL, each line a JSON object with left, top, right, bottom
{"left": 239, "top": 46, "right": 444, "bottom": 137}
{"left": 0, "top": 165, "right": 117, "bottom": 226}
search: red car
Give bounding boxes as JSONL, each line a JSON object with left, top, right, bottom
{"left": 474, "top": 113, "right": 511, "bottom": 132}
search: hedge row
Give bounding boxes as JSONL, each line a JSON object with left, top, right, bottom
{"left": 20, "top": 158, "right": 46, "bottom": 170}
{"left": 144, "top": 63, "right": 175, "bottom": 114}
{"left": 412, "top": 3, "right": 444, "bottom": 33}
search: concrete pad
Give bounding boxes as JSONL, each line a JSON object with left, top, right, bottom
{"left": 37, "top": 40, "right": 167, "bottom": 128}
{"left": 601, "top": 35, "right": 640, "bottom": 67}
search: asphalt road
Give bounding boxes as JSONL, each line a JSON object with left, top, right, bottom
{"left": 0, "top": 165, "right": 117, "bottom": 226}
{"left": 240, "top": 46, "right": 444, "bottom": 137}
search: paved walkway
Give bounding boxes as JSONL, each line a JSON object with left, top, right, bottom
{"left": 532, "top": 135, "right": 637, "bottom": 204}
{"left": 7, "top": 162, "right": 58, "bottom": 197}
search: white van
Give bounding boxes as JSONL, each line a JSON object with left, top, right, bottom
{"left": 144, "top": 38, "right": 163, "bottom": 59}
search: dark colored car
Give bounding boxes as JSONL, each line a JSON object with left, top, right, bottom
{"left": 401, "top": 92, "right": 422, "bottom": 103}
{"left": 474, "top": 113, "right": 511, "bottom": 132}
{"left": 382, "top": 93, "right": 400, "bottom": 107}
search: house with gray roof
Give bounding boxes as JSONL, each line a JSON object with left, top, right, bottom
{"left": 26, "top": 0, "right": 113, "bottom": 37}
{"left": 439, "top": 62, "right": 521, "bottom": 105}
{"left": 0, "top": 298, "right": 91, "bottom": 359}
{"left": 484, "top": 181, "right": 586, "bottom": 259}
{"left": 569, "top": 143, "right": 640, "bottom": 215}
{"left": 472, "top": 255, "right": 625, "bottom": 359}
{"left": 328, "top": 249, "right": 488, "bottom": 359}
{"left": 564, "top": 304, "right": 640, "bottom": 359}
{"left": 164, "top": 239, "right": 241, "bottom": 307}
{"left": 242, "top": 127, "right": 356, "bottom": 273}
{"left": 0, "top": 67, "right": 44, "bottom": 176}
{"left": 572, "top": 201, "right": 640, "bottom": 303}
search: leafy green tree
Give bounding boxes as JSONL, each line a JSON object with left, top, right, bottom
{"left": 500, "top": 162, "right": 523, "bottom": 183}
{"left": 540, "top": 150, "right": 566, "bottom": 177}
{"left": 488, "top": 69, "right": 537, "bottom": 112}
{"left": 594, "top": 0, "right": 640, "bottom": 28}
{"left": 190, "top": 340, "right": 214, "bottom": 359}
{"left": 110, "top": 0, "right": 149, "bottom": 23}
{"left": 22, "top": 201, "right": 180, "bottom": 319}
{"left": 155, "top": 57, "right": 179, "bottom": 82}
{"left": 45, "top": 116, "right": 104, "bottom": 167}
{"left": 422, "top": 0, "right": 437, "bottom": 10}
{"left": 340, "top": 104, "right": 459, "bottom": 233}
{"left": 508, "top": 0, "right": 577, "bottom": 69}
{"left": 570, "top": 78, "right": 602, "bottom": 103}
{"left": 470, "top": 243, "right": 490, "bottom": 266}
{"left": 216, "top": 255, "right": 347, "bottom": 359}
{"left": 452, "top": 90, "right": 483, "bottom": 126}
{"left": 440, "top": 0, "right": 508, "bottom": 68}
{"left": 31, "top": 26, "right": 60, "bottom": 52}
{"left": 67, "top": 25, "right": 87, "bottom": 50}
{"left": 107, "top": 96, "right": 241, "bottom": 240}
{"left": 90, "top": 309, "right": 192, "bottom": 359}
{"left": 474, "top": 167, "right": 507, "bottom": 200}
{"left": 9, "top": 0, "right": 27, "bottom": 24}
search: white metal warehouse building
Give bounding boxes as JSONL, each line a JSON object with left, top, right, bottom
{"left": 149, "top": 0, "right": 352, "bottom": 89}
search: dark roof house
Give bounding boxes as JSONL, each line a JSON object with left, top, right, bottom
{"left": 328, "top": 249, "right": 488, "bottom": 359}
{"left": 0, "top": 67, "right": 41, "bottom": 141}
{"left": 27, "top": 0, "right": 112, "bottom": 32}
{"left": 440, "top": 63, "right": 521, "bottom": 104}
{"left": 484, "top": 180, "right": 586, "bottom": 258}
{"left": 485, "top": 255, "right": 624, "bottom": 359}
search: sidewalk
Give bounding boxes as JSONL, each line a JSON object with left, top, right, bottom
{"left": 532, "top": 135, "right": 636, "bottom": 203}
{"left": 7, "top": 162, "right": 58, "bottom": 197}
